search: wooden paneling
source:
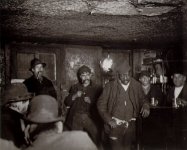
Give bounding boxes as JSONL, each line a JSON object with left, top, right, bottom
{"left": 9, "top": 43, "right": 62, "bottom": 102}
{"left": 10, "top": 44, "right": 59, "bottom": 82}
{"left": 39, "top": 53, "right": 56, "bottom": 81}
{"left": 16, "top": 53, "right": 34, "bottom": 79}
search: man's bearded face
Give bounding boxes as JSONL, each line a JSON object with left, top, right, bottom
{"left": 118, "top": 71, "right": 131, "bottom": 85}
{"left": 79, "top": 72, "right": 92, "bottom": 85}
{"left": 32, "top": 64, "right": 44, "bottom": 80}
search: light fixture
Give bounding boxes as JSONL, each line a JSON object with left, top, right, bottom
{"left": 100, "top": 54, "right": 113, "bottom": 72}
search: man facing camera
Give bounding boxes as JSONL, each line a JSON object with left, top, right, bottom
{"left": 24, "top": 58, "right": 57, "bottom": 99}
{"left": 167, "top": 69, "right": 187, "bottom": 107}
{"left": 64, "top": 65, "right": 102, "bottom": 146}
{"left": 139, "top": 70, "right": 164, "bottom": 106}
{"left": 167, "top": 69, "right": 187, "bottom": 149}
{"left": 97, "top": 61, "right": 150, "bottom": 150}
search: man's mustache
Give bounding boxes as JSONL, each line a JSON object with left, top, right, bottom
{"left": 36, "top": 71, "right": 43, "bottom": 79}
{"left": 82, "top": 79, "right": 90, "bottom": 83}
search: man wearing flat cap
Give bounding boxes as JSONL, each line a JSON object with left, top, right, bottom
{"left": 1, "top": 83, "right": 32, "bottom": 148}
{"left": 23, "top": 58, "right": 57, "bottom": 99}
{"left": 97, "top": 61, "right": 150, "bottom": 150}
{"left": 64, "top": 65, "right": 102, "bottom": 146}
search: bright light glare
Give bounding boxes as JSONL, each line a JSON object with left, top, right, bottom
{"left": 100, "top": 57, "right": 113, "bottom": 72}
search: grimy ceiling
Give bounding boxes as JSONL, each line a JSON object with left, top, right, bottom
{"left": 0, "top": 0, "right": 185, "bottom": 47}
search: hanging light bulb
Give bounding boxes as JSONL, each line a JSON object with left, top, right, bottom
{"left": 100, "top": 54, "right": 113, "bottom": 72}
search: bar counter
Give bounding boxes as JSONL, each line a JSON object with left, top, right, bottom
{"left": 138, "top": 106, "right": 187, "bottom": 150}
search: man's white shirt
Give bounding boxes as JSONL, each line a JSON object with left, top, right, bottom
{"left": 174, "top": 86, "right": 184, "bottom": 100}
{"left": 120, "top": 82, "right": 130, "bottom": 91}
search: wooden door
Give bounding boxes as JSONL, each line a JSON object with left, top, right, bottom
{"left": 9, "top": 43, "right": 63, "bottom": 101}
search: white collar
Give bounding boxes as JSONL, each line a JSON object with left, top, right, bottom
{"left": 119, "top": 80, "right": 130, "bottom": 91}
{"left": 174, "top": 85, "right": 184, "bottom": 99}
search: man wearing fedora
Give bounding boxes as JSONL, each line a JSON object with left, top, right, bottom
{"left": 23, "top": 58, "right": 57, "bottom": 99}
{"left": 97, "top": 61, "right": 150, "bottom": 150}
{"left": 1, "top": 83, "right": 32, "bottom": 148}
{"left": 24, "top": 95, "right": 98, "bottom": 150}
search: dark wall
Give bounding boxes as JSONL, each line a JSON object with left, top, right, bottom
{"left": 183, "top": 0, "right": 187, "bottom": 74}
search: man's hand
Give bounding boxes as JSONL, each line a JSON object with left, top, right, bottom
{"left": 177, "top": 98, "right": 187, "bottom": 107}
{"left": 55, "top": 121, "right": 63, "bottom": 133}
{"left": 24, "top": 124, "right": 32, "bottom": 145}
{"left": 108, "top": 119, "right": 117, "bottom": 128}
{"left": 140, "top": 104, "right": 150, "bottom": 118}
{"left": 84, "top": 97, "right": 91, "bottom": 104}
{"left": 72, "top": 91, "right": 83, "bottom": 100}
{"left": 112, "top": 117, "right": 129, "bottom": 128}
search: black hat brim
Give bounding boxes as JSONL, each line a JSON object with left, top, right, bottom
{"left": 3, "top": 93, "right": 33, "bottom": 106}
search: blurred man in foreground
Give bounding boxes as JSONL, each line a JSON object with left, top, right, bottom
{"left": 1, "top": 83, "right": 32, "bottom": 148}
{"left": 24, "top": 95, "right": 97, "bottom": 150}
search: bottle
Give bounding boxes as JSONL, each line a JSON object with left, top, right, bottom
{"left": 151, "top": 97, "right": 155, "bottom": 106}
{"left": 172, "top": 98, "right": 178, "bottom": 108}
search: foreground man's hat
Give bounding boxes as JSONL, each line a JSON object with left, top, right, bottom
{"left": 29, "top": 58, "right": 46, "bottom": 71}
{"left": 25, "top": 95, "right": 63, "bottom": 123}
{"left": 3, "top": 83, "right": 32, "bottom": 105}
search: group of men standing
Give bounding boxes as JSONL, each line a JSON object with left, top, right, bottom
{"left": 1, "top": 57, "right": 187, "bottom": 150}
{"left": 64, "top": 61, "right": 150, "bottom": 150}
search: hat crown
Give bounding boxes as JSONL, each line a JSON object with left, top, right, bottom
{"left": 116, "top": 61, "right": 131, "bottom": 74}
{"left": 30, "top": 58, "right": 46, "bottom": 70}
{"left": 3, "top": 83, "right": 32, "bottom": 104}
{"left": 139, "top": 70, "right": 150, "bottom": 78}
{"left": 26, "top": 95, "right": 60, "bottom": 123}
{"left": 77, "top": 65, "right": 91, "bottom": 75}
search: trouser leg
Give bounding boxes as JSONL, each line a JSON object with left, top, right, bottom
{"left": 71, "top": 114, "right": 84, "bottom": 130}
{"left": 104, "top": 121, "right": 136, "bottom": 150}
{"left": 82, "top": 115, "right": 100, "bottom": 146}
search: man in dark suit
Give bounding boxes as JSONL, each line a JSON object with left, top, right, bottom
{"left": 64, "top": 65, "right": 102, "bottom": 146}
{"left": 1, "top": 83, "right": 32, "bottom": 148}
{"left": 167, "top": 70, "right": 187, "bottom": 107}
{"left": 139, "top": 70, "right": 164, "bottom": 106}
{"left": 97, "top": 61, "right": 150, "bottom": 150}
{"left": 24, "top": 58, "right": 57, "bottom": 99}
{"left": 167, "top": 69, "right": 187, "bottom": 149}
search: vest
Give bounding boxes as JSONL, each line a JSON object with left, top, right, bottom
{"left": 112, "top": 84, "right": 134, "bottom": 121}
